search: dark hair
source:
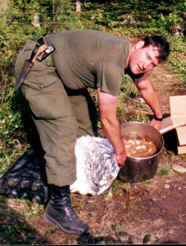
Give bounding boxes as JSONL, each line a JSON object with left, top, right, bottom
{"left": 143, "top": 36, "right": 170, "bottom": 62}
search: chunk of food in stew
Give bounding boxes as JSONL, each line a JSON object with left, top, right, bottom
{"left": 122, "top": 135, "right": 157, "bottom": 157}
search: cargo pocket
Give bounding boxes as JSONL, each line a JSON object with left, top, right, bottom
{"left": 22, "top": 77, "right": 72, "bottom": 120}
{"left": 23, "top": 59, "right": 57, "bottom": 89}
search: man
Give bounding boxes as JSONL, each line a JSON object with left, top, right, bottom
{"left": 15, "top": 29, "right": 170, "bottom": 235}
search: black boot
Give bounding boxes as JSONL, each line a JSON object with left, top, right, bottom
{"left": 44, "top": 185, "right": 89, "bottom": 235}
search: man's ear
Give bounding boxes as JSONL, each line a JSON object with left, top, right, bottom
{"left": 135, "top": 40, "right": 145, "bottom": 49}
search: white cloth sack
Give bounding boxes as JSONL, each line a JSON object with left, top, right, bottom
{"left": 70, "top": 135, "right": 120, "bottom": 195}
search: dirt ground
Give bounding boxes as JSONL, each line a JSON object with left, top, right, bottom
{"left": 3, "top": 64, "right": 186, "bottom": 245}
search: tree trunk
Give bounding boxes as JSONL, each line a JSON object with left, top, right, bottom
{"left": 76, "top": 0, "right": 81, "bottom": 13}
{"left": 31, "top": 13, "right": 41, "bottom": 28}
{"left": 0, "top": 0, "right": 9, "bottom": 16}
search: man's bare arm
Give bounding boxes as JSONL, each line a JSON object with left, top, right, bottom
{"left": 97, "top": 89, "right": 127, "bottom": 166}
{"left": 134, "top": 73, "right": 163, "bottom": 130}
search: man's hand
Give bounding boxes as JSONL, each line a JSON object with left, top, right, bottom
{"left": 114, "top": 151, "right": 127, "bottom": 166}
{"left": 150, "top": 118, "right": 162, "bottom": 131}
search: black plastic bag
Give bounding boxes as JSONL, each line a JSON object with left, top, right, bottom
{"left": 0, "top": 149, "right": 48, "bottom": 204}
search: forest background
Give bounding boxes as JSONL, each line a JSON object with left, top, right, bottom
{"left": 0, "top": 0, "right": 185, "bottom": 243}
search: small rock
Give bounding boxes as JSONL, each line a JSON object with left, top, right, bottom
{"left": 164, "top": 184, "right": 170, "bottom": 189}
{"left": 172, "top": 164, "right": 186, "bottom": 174}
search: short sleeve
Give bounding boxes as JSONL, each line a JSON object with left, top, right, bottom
{"left": 97, "top": 61, "right": 124, "bottom": 96}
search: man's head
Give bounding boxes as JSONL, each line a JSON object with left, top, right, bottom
{"left": 127, "top": 35, "right": 170, "bottom": 75}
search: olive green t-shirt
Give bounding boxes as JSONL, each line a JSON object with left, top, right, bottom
{"left": 46, "top": 30, "right": 130, "bottom": 96}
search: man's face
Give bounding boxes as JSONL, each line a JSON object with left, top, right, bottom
{"left": 128, "top": 41, "right": 160, "bottom": 75}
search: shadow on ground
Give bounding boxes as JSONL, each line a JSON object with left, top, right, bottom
{"left": 0, "top": 196, "right": 52, "bottom": 244}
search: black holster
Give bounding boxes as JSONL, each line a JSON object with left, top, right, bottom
{"left": 15, "top": 37, "right": 55, "bottom": 90}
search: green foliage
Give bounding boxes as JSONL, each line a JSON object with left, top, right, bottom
{"left": 168, "top": 35, "right": 186, "bottom": 83}
{"left": 158, "top": 163, "right": 172, "bottom": 176}
{"left": 0, "top": 198, "right": 42, "bottom": 244}
{"left": 121, "top": 75, "right": 139, "bottom": 97}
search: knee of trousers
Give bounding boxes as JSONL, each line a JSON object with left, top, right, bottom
{"left": 33, "top": 116, "right": 78, "bottom": 186}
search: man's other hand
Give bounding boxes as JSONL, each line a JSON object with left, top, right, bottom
{"left": 150, "top": 118, "right": 162, "bottom": 131}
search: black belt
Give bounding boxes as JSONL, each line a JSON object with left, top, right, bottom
{"left": 15, "top": 37, "right": 55, "bottom": 90}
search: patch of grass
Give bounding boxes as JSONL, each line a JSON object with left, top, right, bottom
{"left": 158, "top": 163, "right": 172, "bottom": 176}
{"left": 141, "top": 179, "right": 153, "bottom": 186}
{"left": 0, "top": 204, "right": 40, "bottom": 244}
{"left": 25, "top": 202, "right": 44, "bottom": 219}
{"left": 168, "top": 35, "right": 186, "bottom": 84}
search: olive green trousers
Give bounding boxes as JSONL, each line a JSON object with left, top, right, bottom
{"left": 15, "top": 40, "right": 98, "bottom": 186}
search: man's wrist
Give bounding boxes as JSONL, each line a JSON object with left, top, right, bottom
{"left": 153, "top": 115, "right": 163, "bottom": 121}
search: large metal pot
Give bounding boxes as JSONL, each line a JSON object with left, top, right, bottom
{"left": 119, "top": 121, "right": 164, "bottom": 183}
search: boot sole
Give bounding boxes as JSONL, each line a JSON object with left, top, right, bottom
{"left": 44, "top": 211, "right": 88, "bottom": 235}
